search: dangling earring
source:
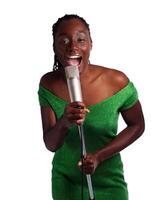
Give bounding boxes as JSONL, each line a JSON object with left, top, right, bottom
{"left": 53, "top": 54, "right": 58, "bottom": 71}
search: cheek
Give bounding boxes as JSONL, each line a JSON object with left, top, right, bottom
{"left": 54, "top": 40, "right": 65, "bottom": 54}
{"left": 82, "top": 46, "right": 91, "bottom": 57}
{"left": 82, "top": 42, "right": 92, "bottom": 52}
{"left": 54, "top": 48, "right": 62, "bottom": 62}
{"left": 54, "top": 46, "right": 64, "bottom": 60}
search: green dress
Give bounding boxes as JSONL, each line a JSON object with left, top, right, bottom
{"left": 38, "top": 81, "right": 138, "bottom": 200}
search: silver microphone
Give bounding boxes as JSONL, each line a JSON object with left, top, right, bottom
{"left": 65, "top": 65, "right": 95, "bottom": 200}
{"left": 65, "top": 65, "right": 82, "bottom": 102}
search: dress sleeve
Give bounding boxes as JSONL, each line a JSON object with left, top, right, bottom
{"left": 38, "top": 86, "right": 50, "bottom": 107}
{"left": 120, "top": 82, "right": 138, "bottom": 111}
{"left": 37, "top": 85, "right": 67, "bottom": 118}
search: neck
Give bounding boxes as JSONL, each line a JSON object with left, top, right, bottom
{"left": 79, "top": 63, "right": 91, "bottom": 78}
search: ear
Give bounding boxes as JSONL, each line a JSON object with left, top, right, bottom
{"left": 90, "top": 42, "right": 92, "bottom": 51}
{"left": 91, "top": 42, "right": 92, "bottom": 50}
{"left": 90, "top": 38, "right": 93, "bottom": 50}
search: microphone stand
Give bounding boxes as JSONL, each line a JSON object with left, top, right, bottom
{"left": 64, "top": 65, "right": 95, "bottom": 199}
{"left": 78, "top": 125, "right": 95, "bottom": 200}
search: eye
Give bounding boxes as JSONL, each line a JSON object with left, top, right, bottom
{"left": 78, "top": 38, "right": 86, "bottom": 43}
{"left": 63, "top": 38, "right": 70, "bottom": 44}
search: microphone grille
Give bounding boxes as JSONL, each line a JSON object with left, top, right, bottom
{"left": 65, "top": 66, "right": 79, "bottom": 79}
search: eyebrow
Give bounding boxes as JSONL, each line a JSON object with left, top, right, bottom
{"left": 57, "top": 33, "right": 67, "bottom": 37}
{"left": 77, "top": 32, "right": 86, "bottom": 36}
{"left": 58, "top": 30, "right": 87, "bottom": 36}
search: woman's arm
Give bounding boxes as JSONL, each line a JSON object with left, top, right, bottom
{"left": 78, "top": 100, "right": 145, "bottom": 174}
{"left": 40, "top": 106, "right": 68, "bottom": 152}
{"left": 40, "top": 102, "right": 88, "bottom": 152}
{"left": 96, "top": 100, "right": 145, "bottom": 161}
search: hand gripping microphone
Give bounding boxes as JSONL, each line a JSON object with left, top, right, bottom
{"left": 65, "top": 65, "right": 95, "bottom": 200}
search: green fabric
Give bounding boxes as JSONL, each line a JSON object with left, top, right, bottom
{"left": 38, "top": 81, "right": 138, "bottom": 200}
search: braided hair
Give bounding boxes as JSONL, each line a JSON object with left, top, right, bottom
{"left": 52, "top": 14, "right": 91, "bottom": 71}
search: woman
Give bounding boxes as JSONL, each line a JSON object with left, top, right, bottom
{"left": 38, "top": 14, "right": 145, "bottom": 200}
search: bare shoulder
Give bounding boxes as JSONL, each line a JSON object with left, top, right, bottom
{"left": 39, "top": 71, "right": 60, "bottom": 90}
{"left": 40, "top": 71, "right": 53, "bottom": 86}
{"left": 90, "top": 64, "right": 129, "bottom": 91}
{"left": 108, "top": 68, "right": 129, "bottom": 89}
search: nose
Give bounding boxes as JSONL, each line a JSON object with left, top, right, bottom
{"left": 67, "top": 40, "right": 78, "bottom": 53}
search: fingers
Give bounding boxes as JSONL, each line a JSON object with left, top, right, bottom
{"left": 78, "top": 161, "right": 82, "bottom": 167}
{"left": 78, "top": 155, "right": 96, "bottom": 174}
{"left": 78, "top": 161, "right": 95, "bottom": 174}
{"left": 64, "top": 102, "right": 90, "bottom": 125}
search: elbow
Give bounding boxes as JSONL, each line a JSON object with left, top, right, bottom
{"left": 45, "top": 143, "right": 57, "bottom": 152}
{"left": 139, "top": 121, "right": 145, "bottom": 137}
{"left": 139, "top": 111, "right": 145, "bottom": 137}
{"left": 44, "top": 140, "right": 57, "bottom": 152}
{"left": 43, "top": 137, "right": 61, "bottom": 152}
{"left": 139, "top": 116, "right": 145, "bottom": 136}
{"left": 135, "top": 120, "right": 145, "bottom": 139}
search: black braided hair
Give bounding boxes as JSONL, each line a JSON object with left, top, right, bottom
{"left": 52, "top": 14, "right": 91, "bottom": 71}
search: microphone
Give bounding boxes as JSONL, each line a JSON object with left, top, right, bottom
{"left": 65, "top": 65, "right": 82, "bottom": 102}
{"left": 65, "top": 65, "right": 95, "bottom": 200}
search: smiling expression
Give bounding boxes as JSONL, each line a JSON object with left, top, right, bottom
{"left": 54, "top": 19, "right": 92, "bottom": 72}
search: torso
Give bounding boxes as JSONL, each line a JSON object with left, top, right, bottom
{"left": 40, "top": 64, "right": 129, "bottom": 107}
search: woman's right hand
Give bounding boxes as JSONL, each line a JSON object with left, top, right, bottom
{"left": 62, "top": 101, "right": 90, "bottom": 127}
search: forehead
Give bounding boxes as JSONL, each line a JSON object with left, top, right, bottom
{"left": 55, "top": 19, "right": 89, "bottom": 37}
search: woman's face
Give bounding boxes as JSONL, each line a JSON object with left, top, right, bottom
{"left": 54, "top": 19, "right": 92, "bottom": 72}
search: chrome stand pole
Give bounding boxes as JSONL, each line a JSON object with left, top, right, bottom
{"left": 78, "top": 125, "right": 95, "bottom": 200}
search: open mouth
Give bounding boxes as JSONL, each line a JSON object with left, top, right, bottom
{"left": 65, "top": 55, "right": 82, "bottom": 66}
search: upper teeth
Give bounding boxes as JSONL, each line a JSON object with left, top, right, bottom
{"left": 68, "top": 55, "right": 80, "bottom": 59}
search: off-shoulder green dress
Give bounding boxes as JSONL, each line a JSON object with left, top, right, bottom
{"left": 38, "top": 81, "right": 138, "bottom": 200}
